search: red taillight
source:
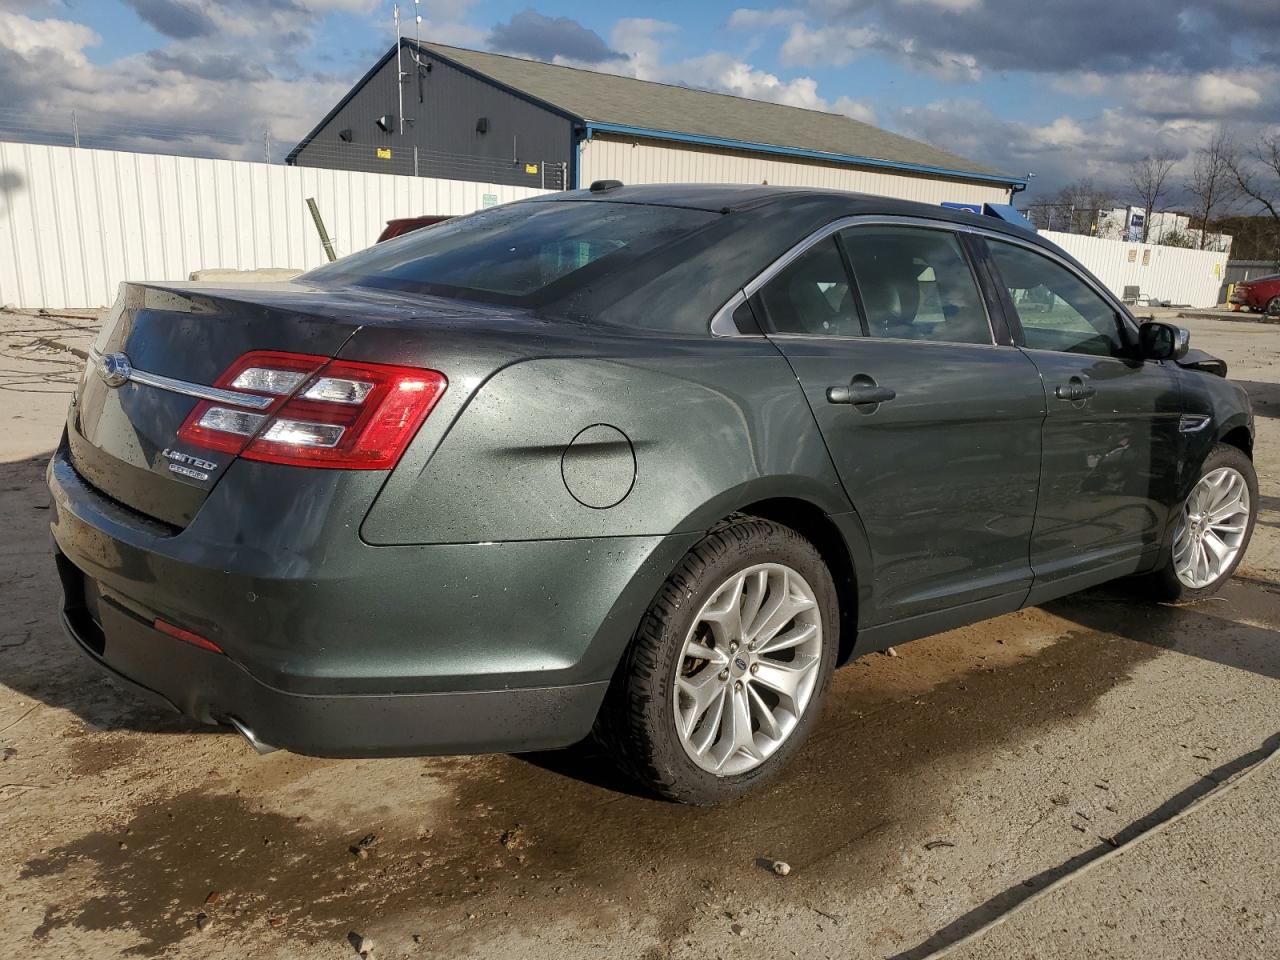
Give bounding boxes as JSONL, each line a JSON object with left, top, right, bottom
{"left": 176, "top": 352, "right": 447, "bottom": 470}
{"left": 154, "top": 618, "right": 224, "bottom": 654}
{"left": 177, "top": 351, "right": 328, "bottom": 455}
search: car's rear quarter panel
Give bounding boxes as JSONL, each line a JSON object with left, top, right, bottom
{"left": 360, "top": 335, "right": 851, "bottom": 544}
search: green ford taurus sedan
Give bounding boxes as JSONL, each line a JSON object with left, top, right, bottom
{"left": 49, "top": 184, "right": 1256, "bottom": 803}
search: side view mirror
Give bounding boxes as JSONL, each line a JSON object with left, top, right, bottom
{"left": 1138, "top": 320, "right": 1190, "bottom": 361}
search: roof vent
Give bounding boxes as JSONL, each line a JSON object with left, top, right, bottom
{"left": 589, "top": 179, "right": 623, "bottom": 193}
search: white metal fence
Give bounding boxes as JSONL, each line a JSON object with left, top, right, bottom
{"left": 0, "top": 141, "right": 550, "bottom": 310}
{"left": 0, "top": 140, "right": 1234, "bottom": 311}
{"left": 1042, "top": 230, "right": 1229, "bottom": 309}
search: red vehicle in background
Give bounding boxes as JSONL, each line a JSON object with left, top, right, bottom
{"left": 1230, "top": 274, "right": 1280, "bottom": 316}
{"left": 376, "top": 215, "right": 452, "bottom": 243}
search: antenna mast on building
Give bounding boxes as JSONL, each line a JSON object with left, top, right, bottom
{"left": 392, "top": 1, "right": 429, "bottom": 134}
{"left": 393, "top": 3, "right": 405, "bottom": 134}
{"left": 403, "top": 0, "right": 430, "bottom": 69}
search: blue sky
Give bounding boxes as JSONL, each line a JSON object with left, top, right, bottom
{"left": 1, "top": 1, "right": 1276, "bottom": 201}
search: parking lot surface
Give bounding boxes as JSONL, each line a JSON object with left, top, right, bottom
{"left": 1, "top": 308, "right": 1276, "bottom": 959}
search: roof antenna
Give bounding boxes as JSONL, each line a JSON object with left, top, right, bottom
{"left": 402, "top": 0, "right": 432, "bottom": 72}
{"left": 393, "top": 3, "right": 405, "bottom": 134}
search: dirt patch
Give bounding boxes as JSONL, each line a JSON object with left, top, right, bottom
{"left": 19, "top": 620, "right": 1157, "bottom": 957}
{"left": 64, "top": 735, "right": 144, "bottom": 779}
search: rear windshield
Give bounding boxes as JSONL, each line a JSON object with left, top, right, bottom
{"left": 304, "top": 200, "right": 718, "bottom": 306}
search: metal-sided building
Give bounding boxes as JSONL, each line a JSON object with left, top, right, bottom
{"left": 288, "top": 39, "right": 1024, "bottom": 206}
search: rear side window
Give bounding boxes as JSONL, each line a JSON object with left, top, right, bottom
{"left": 754, "top": 238, "right": 861, "bottom": 337}
{"left": 840, "top": 226, "right": 992, "bottom": 345}
{"left": 304, "top": 201, "right": 717, "bottom": 305}
{"left": 986, "top": 240, "right": 1125, "bottom": 357}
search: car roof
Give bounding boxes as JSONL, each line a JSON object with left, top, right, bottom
{"left": 531, "top": 182, "right": 1039, "bottom": 243}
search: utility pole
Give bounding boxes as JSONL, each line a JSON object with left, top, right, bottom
{"left": 71, "top": 110, "right": 80, "bottom": 148}
{"left": 264, "top": 131, "right": 272, "bottom": 164}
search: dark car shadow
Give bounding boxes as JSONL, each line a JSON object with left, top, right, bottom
{"left": 1043, "top": 577, "right": 1280, "bottom": 682}
{"left": 0, "top": 450, "right": 214, "bottom": 738}
{"left": 1231, "top": 379, "right": 1280, "bottom": 419}
{"left": 525, "top": 575, "right": 1280, "bottom": 800}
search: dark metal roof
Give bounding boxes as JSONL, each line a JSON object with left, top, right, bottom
{"left": 291, "top": 40, "right": 1019, "bottom": 187}
{"left": 412, "top": 41, "right": 1017, "bottom": 186}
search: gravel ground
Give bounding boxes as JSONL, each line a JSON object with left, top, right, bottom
{"left": 0, "top": 308, "right": 1276, "bottom": 959}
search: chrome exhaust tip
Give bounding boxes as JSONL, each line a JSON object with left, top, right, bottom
{"left": 225, "top": 716, "right": 279, "bottom": 755}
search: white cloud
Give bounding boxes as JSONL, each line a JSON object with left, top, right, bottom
{"left": 608, "top": 18, "right": 678, "bottom": 80}
{"left": 0, "top": 8, "right": 355, "bottom": 157}
{"left": 780, "top": 22, "right": 876, "bottom": 67}
{"left": 727, "top": 7, "right": 805, "bottom": 29}
{"left": 897, "top": 0, "right": 983, "bottom": 10}
{"left": 0, "top": 8, "right": 97, "bottom": 61}
{"left": 1028, "top": 116, "right": 1088, "bottom": 150}
{"left": 699, "top": 54, "right": 827, "bottom": 109}
{"left": 833, "top": 95, "right": 876, "bottom": 125}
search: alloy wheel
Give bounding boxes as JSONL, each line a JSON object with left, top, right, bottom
{"left": 1173, "top": 466, "right": 1251, "bottom": 589}
{"left": 672, "top": 563, "right": 823, "bottom": 776}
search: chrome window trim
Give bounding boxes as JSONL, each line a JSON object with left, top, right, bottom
{"left": 709, "top": 214, "right": 1139, "bottom": 345}
{"left": 709, "top": 290, "right": 750, "bottom": 337}
{"left": 87, "top": 347, "right": 276, "bottom": 411}
{"left": 767, "top": 333, "right": 1009, "bottom": 350}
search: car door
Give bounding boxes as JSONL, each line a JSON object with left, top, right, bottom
{"left": 978, "top": 236, "right": 1182, "bottom": 600}
{"left": 751, "top": 221, "right": 1047, "bottom": 629}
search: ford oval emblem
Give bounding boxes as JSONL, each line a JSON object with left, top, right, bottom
{"left": 734, "top": 656, "right": 748, "bottom": 672}
{"left": 95, "top": 352, "right": 132, "bottom": 388}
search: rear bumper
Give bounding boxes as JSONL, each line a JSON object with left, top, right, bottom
{"left": 48, "top": 441, "right": 695, "bottom": 756}
{"left": 56, "top": 559, "right": 606, "bottom": 756}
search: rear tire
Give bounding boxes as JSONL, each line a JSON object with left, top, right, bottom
{"left": 596, "top": 518, "right": 838, "bottom": 805}
{"left": 1141, "top": 443, "right": 1257, "bottom": 602}
{"left": 1267, "top": 297, "right": 1280, "bottom": 319}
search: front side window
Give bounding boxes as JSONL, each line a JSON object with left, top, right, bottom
{"left": 840, "top": 226, "right": 991, "bottom": 345}
{"left": 753, "top": 237, "right": 860, "bottom": 337}
{"left": 303, "top": 200, "right": 716, "bottom": 306}
{"left": 986, "top": 240, "right": 1126, "bottom": 358}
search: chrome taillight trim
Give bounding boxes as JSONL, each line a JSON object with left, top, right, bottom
{"left": 88, "top": 347, "right": 276, "bottom": 410}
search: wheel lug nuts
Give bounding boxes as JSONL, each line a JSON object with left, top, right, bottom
{"left": 719, "top": 669, "right": 730, "bottom": 681}
{"left": 750, "top": 663, "right": 759, "bottom": 675}
{"left": 735, "top": 681, "right": 743, "bottom": 691}
{"left": 729, "top": 642, "right": 738, "bottom": 652}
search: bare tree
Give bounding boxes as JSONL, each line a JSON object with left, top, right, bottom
{"left": 1186, "top": 128, "right": 1237, "bottom": 250}
{"left": 1227, "top": 132, "right": 1280, "bottom": 261}
{"left": 1127, "top": 150, "right": 1177, "bottom": 242}
{"left": 1051, "top": 179, "right": 1116, "bottom": 235}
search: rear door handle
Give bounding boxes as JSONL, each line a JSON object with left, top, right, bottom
{"left": 1054, "top": 376, "right": 1096, "bottom": 402}
{"left": 827, "top": 378, "right": 896, "bottom": 406}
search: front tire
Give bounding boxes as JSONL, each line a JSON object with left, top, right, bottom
{"left": 596, "top": 518, "right": 838, "bottom": 805}
{"left": 1144, "top": 443, "right": 1257, "bottom": 602}
{"left": 1267, "top": 297, "right": 1280, "bottom": 319}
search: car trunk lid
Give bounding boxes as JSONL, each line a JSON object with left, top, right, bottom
{"left": 67, "top": 280, "right": 474, "bottom": 528}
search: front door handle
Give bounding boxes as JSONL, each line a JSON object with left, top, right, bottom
{"left": 1054, "top": 376, "right": 1096, "bottom": 402}
{"left": 827, "top": 377, "right": 897, "bottom": 406}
